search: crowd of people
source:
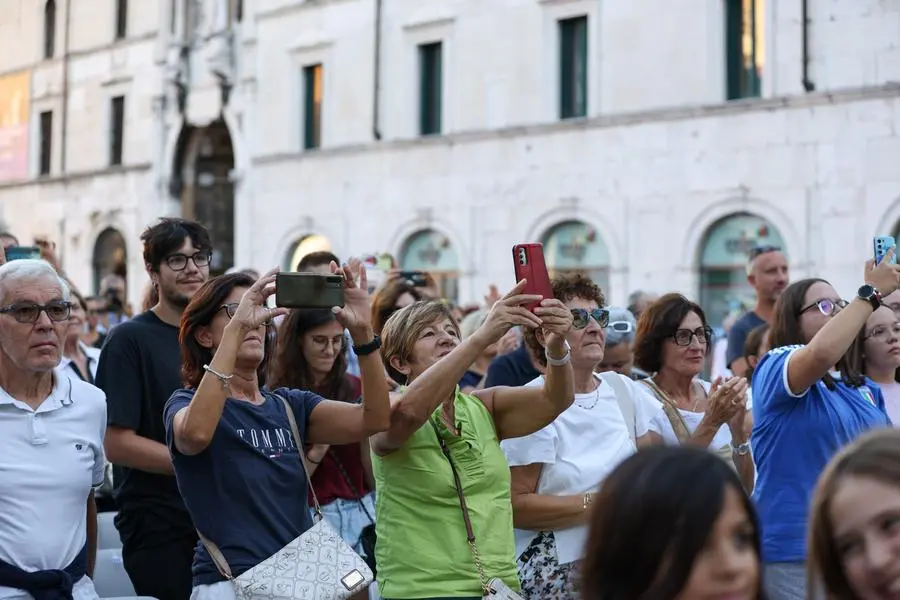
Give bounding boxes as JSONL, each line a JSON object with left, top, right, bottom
{"left": 1, "top": 217, "right": 900, "bottom": 600}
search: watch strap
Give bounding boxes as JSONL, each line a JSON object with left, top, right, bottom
{"left": 353, "top": 334, "right": 382, "bottom": 356}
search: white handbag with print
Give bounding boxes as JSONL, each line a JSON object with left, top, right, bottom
{"left": 196, "top": 395, "right": 373, "bottom": 600}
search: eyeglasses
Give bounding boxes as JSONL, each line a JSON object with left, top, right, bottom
{"left": 166, "top": 251, "right": 212, "bottom": 272}
{"left": 0, "top": 301, "right": 73, "bottom": 324}
{"left": 865, "top": 322, "right": 900, "bottom": 341}
{"left": 606, "top": 321, "right": 634, "bottom": 334}
{"left": 800, "top": 298, "right": 847, "bottom": 317}
{"left": 571, "top": 308, "right": 609, "bottom": 330}
{"left": 672, "top": 326, "right": 713, "bottom": 347}
{"left": 220, "top": 303, "right": 239, "bottom": 319}
{"left": 748, "top": 245, "right": 781, "bottom": 261}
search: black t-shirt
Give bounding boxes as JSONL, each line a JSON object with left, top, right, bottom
{"left": 95, "top": 310, "right": 194, "bottom": 547}
{"left": 483, "top": 344, "right": 542, "bottom": 388}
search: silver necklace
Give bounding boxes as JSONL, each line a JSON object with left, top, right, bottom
{"left": 575, "top": 386, "right": 601, "bottom": 410}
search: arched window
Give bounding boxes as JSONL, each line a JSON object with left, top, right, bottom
{"left": 699, "top": 213, "right": 785, "bottom": 328}
{"left": 43, "top": 0, "right": 56, "bottom": 59}
{"left": 541, "top": 220, "right": 611, "bottom": 294}
{"left": 286, "top": 234, "right": 332, "bottom": 271}
{"left": 399, "top": 229, "right": 459, "bottom": 301}
{"left": 92, "top": 227, "right": 128, "bottom": 296}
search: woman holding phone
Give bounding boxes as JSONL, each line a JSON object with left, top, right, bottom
{"left": 750, "top": 251, "right": 898, "bottom": 600}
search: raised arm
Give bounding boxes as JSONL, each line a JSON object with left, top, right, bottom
{"left": 173, "top": 270, "right": 288, "bottom": 455}
{"left": 305, "top": 260, "right": 392, "bottom": 444}
{"left": 370, "top": 280, "right": 544, "bottom": 456}
{"left": 476, "top": 299, "right": 574, "bottom": 441}
{"left": 786, "top": 256, "right": 900, "bottom": 395}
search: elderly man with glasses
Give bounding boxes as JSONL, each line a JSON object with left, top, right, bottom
{"left": 598, "top": 307, "right": 649, "bottom": 380}
{"left": 0, "top": 259, "right": 107, "bottom": 600}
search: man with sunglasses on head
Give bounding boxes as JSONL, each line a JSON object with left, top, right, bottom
{"left": 726, "top": 245, "right": 789, "bottom": 378}
{"left": 95, "top": 218, "right": 213, "bottom": 600}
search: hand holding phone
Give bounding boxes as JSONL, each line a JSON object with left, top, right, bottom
{"left": 275, "top": 273, "right": 345, "bottom": 309}
{"left": 512, "top": 243, "right": 553, "bottom": 312}
{"left": 874, "top": 236, "right": 897, "bottom": 265}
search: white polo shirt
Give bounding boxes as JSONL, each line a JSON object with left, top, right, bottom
{"left": 0, "top": 373, "right": 106, "bottom": 599}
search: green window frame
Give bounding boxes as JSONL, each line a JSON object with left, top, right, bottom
{"left": 559, "top": 16, "right": 588, "bottom": 120}
{"left": 418, "top": 42, "right": 443, "bottom": 136}
{"left": 725, "top": 0, "right": 763, "bottom": 100}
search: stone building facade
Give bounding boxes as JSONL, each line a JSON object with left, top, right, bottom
{"left": 0, "top": 0, "right": 898, "bottom": 324}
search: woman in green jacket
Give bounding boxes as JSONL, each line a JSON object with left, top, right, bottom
{"left": 372, "top": 280, "right": 575, "bottom": 599}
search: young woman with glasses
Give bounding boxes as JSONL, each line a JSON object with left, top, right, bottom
{"left": 749, "top": 255, "right": 900, "bottom": 600}
{"left": 632, "top": 293, "right": 755, "bottom": 492}
{"left": 504, "top": 274, "right": 660, "bottom": 598}
{"left": 847, "top": 305, "right": 900, "bottom": 425}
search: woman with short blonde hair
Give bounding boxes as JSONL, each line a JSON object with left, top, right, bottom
{"left": 372, "top": 282, "right": 575, "bottom": 600}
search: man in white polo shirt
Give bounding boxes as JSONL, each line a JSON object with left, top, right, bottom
{"left": 0, "top": 259, "right": 106, "bottom": 600}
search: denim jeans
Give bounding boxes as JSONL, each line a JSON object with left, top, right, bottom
{"left": 316, "top": 493, "right": 380, "bottom": 599}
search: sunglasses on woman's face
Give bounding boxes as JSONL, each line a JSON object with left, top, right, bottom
{"left": 672, "top": 326, "right": 713, "bottom": 347}
{"left": 220, "top": 303, "right": 239, "bottom": 319}
{"left": 800, "top": 298, "right": 847, "bottom": 317}
{"left": 571, "top": 308, "right": 609, "bottom": 330}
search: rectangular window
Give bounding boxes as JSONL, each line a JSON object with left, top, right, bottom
{"left": 39, "top": 111, "right": 53, "bottom": 176}
{"left": 44, "top": 0, "right": 56, "bottom": 59}
{"left": 725, "top": 0, "right": 764, "bottom": 99}
{"left": 418, "top": 42, "right": 443, "bottom": 136}
{"left": 115, "top": 0, "right": 127, "bottom": 40}
{"left": 303, "top": 64, "right": 323, "bottom": 150}
{"left": 559, "top": 16, "right": 588, "bottom": 119}
{"left": 109, "top": 96, "right": 125, "bottom": 166}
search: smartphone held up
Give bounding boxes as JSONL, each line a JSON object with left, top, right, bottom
{"left": 874, "top": 236, "right": 897, "bottom": 266}
{"left": 275, "top": 272, "right": 345, "bottom": 309}
{"left": 512, "top": 243, "right": 553, "bottom": 312}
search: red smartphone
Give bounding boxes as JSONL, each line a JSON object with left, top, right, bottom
{"left": 512, "top": 243, "right": 553, "bottom": 312}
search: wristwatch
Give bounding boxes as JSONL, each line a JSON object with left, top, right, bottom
{"left": 733, "top": 442, "right": 751, "bottom": 456}
{"left": 857, "top": 285, "right": 882, "bottom": 310}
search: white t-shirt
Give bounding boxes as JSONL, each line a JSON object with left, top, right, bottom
{"left": 640, "top": 380, "right": 733, "bottom": 450}
{"left": 501, "top": 372, "right": 656, "bottom": 564}
{"left": 0, "top": 374, "right": 106, "bottom": 600}
{"left": 878, "top": 381, "right": 900, "bottom": 425}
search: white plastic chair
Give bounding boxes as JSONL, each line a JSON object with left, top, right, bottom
{"left": 92, "top": 549, "right": 136, "bottom": 598}
{"left": 97, "top": 511, "right": 121, "bottom": 550}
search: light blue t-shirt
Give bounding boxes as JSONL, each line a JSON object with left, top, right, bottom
{"left": 751, "top": 345, "right": 891, "bottom": 563}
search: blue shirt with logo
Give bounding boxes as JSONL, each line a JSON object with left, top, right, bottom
{"left": 751, "top": 345, "right": 890, "bottom": 563}
{"left": 164, "top": 387, "right": 323, "bottom": 585}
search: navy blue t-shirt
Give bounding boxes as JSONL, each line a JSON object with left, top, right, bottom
{"left": 483, "top": 344, "right": 541, "bottom": 388}
{"left": 726, "top": 311, "right": 766, "bottom": 369}
{"left": 164, "top": 387, "right": 323, "bottom": 585}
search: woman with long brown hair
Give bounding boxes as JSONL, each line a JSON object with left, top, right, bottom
{"left": 808, "top": 428, "right": 900, "bottom": 600}
{"left": 269, "top": 307, "right": 376, "bottom": 598}
{"left": 750, "top": 255, "right": 899, "bottom": 600}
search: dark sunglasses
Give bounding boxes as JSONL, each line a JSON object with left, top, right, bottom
{"left": 800, "top": 298, "right": 847, "bottom": 317}
{"left": 571, "top": 308, "right": 609, "bottom": 330}
{"left": 220, "top": 303, "right": 239, "bottom": 319}
{"left": 748, "top": 245, "right": 781, "bottom": 261}
{"left": 672, "top": 326, "right": 713, "bottom": 347}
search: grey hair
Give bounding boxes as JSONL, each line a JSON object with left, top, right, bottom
{"left": 0, "top": 259, "right": 70, "bottom": 304}
{"left": 604, "top": 307, "right": 637, "bottom": 348}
